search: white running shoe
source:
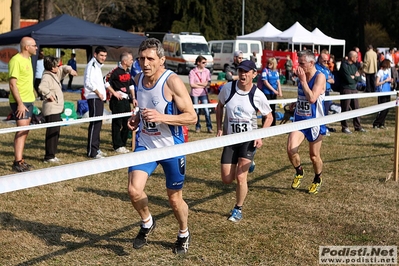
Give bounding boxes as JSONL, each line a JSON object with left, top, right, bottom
{"left": 115, "top": 147, "right": 130, "bottom": 154}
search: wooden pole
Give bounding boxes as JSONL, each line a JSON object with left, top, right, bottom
{"left": 394, "top": 92, "right": 399, "bottom": 181}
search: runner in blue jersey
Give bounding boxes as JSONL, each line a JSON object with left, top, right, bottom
{"left": 127, "top": 38, "right": 197, "bottom": 254}
{"left": 287, "top": 50, "right": 326, "bottom": 194}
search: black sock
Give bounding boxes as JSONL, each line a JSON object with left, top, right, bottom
{"left": 234, "top": 205, "right": 242, "bottom": 210}
{"left": 295, "top": 165, "right": 303, "bottom": 175}
{"left": 313, "top": 173, "right": 322, "bottom": 183}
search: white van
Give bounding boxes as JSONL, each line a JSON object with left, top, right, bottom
{"left": 208, "top": 40, "right": 263, "bottom": 71}
{"left": 163, "top": 32, "right": 213, "bottom": 74}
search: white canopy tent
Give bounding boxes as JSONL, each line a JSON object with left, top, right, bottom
{"left": 274, "top": 21, "right": 319, "bottom": 51}
{"left": 235, "top": 21, "right": 346, "bottom": 57}
{"left": 236, "top": 22, "right": 282, "bottom": 49}
{"left": 312, "top": 28, "right": 346, "bottom": 57}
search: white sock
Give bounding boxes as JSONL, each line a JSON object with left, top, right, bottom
{"left": 142, "top": 214, "right": 153, "bottom": 229}
{"left": 178, "top": 227, "right": 189, "bottom": 238}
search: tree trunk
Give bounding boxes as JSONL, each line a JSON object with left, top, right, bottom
{"left": 38, "top": 0, "right": 45, "bottom": 21}
{"left": 11, "top": 0, "right": 21, "bottom": 30}
{"left": 44, "top": 0, "right": 54, "bottom": 20}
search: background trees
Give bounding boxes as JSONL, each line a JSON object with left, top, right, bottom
{"left": 17, "top": 0, "right": 399, "bottom": 56}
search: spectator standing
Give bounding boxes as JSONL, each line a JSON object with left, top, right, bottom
{"left": 59, "top": 51, "right": 66, "bottom": 90}
{"left": 216, "top": 60, "right": 273, "bottom": 222}
{"left": 354, "top": 46, "right": 362, "bottom": 68}
{"left": 189, "top": 55, "right": 213, "bottom": 133}
{"left": 377, "top": 49, "right": 384, "bottom": 69}
{"left": 328, "top": 54, "right": 336, "bottom": 72}
{"left": 386, "top": 48, "right": 399, "bottom": 90}
{"left": 105, "top": 52, "right": 134, "bottom": 153}
{"left": 385, "top": 48, "right": 395, "bottom": 68}
{"left": 39, "top": 56, "right": 77, "bottom": 162}
{"left": 261, "top": 57, "right": 282, "bottom": 126}
{"left": 315, "top": 50, "right": 335, "bottom": 134}
{"left": 362, "top": 45, "right": 378, "bottom": 93}
{"left": 373, "top": 59, "right": 392, "bottom": 129}
{"left": 394, "top": 48, "right": 399, "bottom": 67}
{"left": 8, "top": 37, "right": 37, "bottom": 172}
{"left": 83, "top": 46, "right": 108, "bottom": 159}
{"left": 285, "top": 54, "right": 293, "bottom": 84}
{"left": 225, "top": 50, "right": 243, "bottom": 81}
{"left": 66, "top": 53, "right": 77, "bottom": 90}
{"left": 288, "top": 50, "right": 326, "bottom": 194}
{"left": 34, "top": 49, "right": 44, "bottom": 99}
{"left": 130, "top": 57, "right": 142, "bottom": 78}
{"left": 126, "top": 38, "right": 197, "bottom": 254}
{"left": 250, "top": 51, "right": 257, "bottom": 66}
{"left": 339, "top": 51, "right": 365, "bottom": 134}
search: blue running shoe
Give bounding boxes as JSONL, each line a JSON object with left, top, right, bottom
{"left": 248, "top": 161, "right": 255, "bottom": 173}
{"left": 228, "top": 208, "right": 242, "bottom": 222}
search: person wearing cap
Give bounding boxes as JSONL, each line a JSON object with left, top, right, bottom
{"left": 287, "top": 50, "right": 326, "bottom": 195}
{"left": 216, "top": 59, "right": 273, "bottom": 222}
{"left": 224, "top": 50, "right": 244, "bottom": 81}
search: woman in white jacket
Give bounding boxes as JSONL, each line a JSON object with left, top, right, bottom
{"left": 39, "top": 56, "right": 77, "bottom": 163}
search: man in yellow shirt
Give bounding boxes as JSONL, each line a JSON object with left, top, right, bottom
{"left": 8, "top": 36, "right": 37, "bottom": 172}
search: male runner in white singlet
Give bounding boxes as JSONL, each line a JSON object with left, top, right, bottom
{"left": 127, "top": 38, "right": 197, "bottom": 254}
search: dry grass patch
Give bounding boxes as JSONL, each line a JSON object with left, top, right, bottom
{"left": 1, "top": 91, "right": 399, "bottom": 265}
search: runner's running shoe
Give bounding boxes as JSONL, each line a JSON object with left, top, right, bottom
{"left": 228, "top": 208, "right": 242, "bottom": 222}
{"left": 308, "top": 179, "right": 322, "bottom": 194}
{"left": 133, "top": 219, "right": 156, "bottom": 249}
{"left": 291, "top": 172, "right": 304, "bottom": 189}
{"left": 173, "top": 233, "right": 190, "bottom": 254}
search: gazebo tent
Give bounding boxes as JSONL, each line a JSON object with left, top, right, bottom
{"left": 236, "top": 22, "right": 282, "bottom": 49}
{"left": 234, "top": 21, "right": 346, "bottom": 56}
{"left": 0, "top": 14, "right": 146, "bottom": 61}
{"left": 274, "top": 21, "right": 319, "bottom": 51}
{"left": 312, "top": 28, "right": 346, "bottom": 57}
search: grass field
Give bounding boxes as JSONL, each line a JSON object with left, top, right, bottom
{"left": 0, "top": 90, "right": 399, "bottom": 265}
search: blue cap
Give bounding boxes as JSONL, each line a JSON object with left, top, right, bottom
{"left": 237, "top": 60, "right": 257, "bottom": 72}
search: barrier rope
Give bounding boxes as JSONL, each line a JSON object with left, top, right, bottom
{"left": 0, "top": 91, "right": 395, "bottom": 134}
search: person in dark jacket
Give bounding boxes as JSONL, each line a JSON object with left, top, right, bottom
{"left": 224, "top": 50, "right": 243, "bottom": 81}
{"left": 339, "top": 51, "right": 366, "bottom": 134}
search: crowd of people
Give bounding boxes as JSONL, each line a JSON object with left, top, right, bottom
{"left": 6, "top": 36, "right": 397, "bottom": 255}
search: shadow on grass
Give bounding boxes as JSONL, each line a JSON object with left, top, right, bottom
{"left": 0, "top": 212, "right": 133, "bottom": 265}
{"left": 0, "top": 209, "right": 180, "bottom": 264}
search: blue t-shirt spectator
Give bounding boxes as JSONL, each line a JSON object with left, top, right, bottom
{"left": 130, "top": 58, "right": 142, "bottom": 79}
{"left": 261, "top": 68, "right": 279, "bottom": 95}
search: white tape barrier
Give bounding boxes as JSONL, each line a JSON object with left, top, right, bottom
{"left": 0, "top": 112, "right": 132, "bottom": 134}
{"left": 195, "top": 91, "right": 397, "bottom": 108}
{"left": 0, "top": 101, "right": 395, "bottom": 194}
{"left": 0, "top": 91, "right": 396, "bottom": 135}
